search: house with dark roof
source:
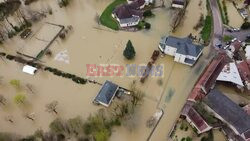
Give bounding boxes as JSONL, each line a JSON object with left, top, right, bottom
{"left": 159, "top": 36, "right": 203, "bottom": 66}
{"left": 181, "top": 101, "right": 212, "bottom": 134}
{"left": 172, "top": 0, "right": 187, "bottom": 9}
{"left": 93, "top": 81, "right": 119, "bottom": 107}
{"left": 204, "top": 89, "right": 250, "bottom": 141}
{"left": 127, "top": 0, "right": 154, "bottom": 6}
{"left": 112, "top": 0, "right": 144, "bottom": 28}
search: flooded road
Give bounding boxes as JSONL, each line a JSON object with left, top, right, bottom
{"left": 0, "top": 0, "right": 211, "bottom": 140}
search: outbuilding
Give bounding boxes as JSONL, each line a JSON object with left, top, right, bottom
{"left": 93, "top": 81, "right": 119, "bottom": 107}
{"left": 22, "top": 65, "right": 37, "bottom": 75}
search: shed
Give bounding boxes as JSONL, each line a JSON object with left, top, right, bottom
{"left": 94, "top": 81, "right": 119, "bottom": 107}
{"left": 22, "top": 65, "right": 37, "bottom": 75}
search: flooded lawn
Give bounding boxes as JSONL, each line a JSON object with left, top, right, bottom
{"left": 0, "top": 0, "right": 210, "bottom": 140}
{"left": 222, "top": 0, "right": 244, "bottom": 28}
{"left": 173, "top": 0, "right": 207, "bottom": 37}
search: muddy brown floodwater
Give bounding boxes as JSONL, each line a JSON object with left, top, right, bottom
{"left": 0, "top": 0, "right": 217, "bottom": 141}
{"left": 220, "top": 0, "right": 244, "bottom": 28}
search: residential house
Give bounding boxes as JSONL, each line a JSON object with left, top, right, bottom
{"left": 93, "top": 80, "right": 119, "bottom": 107}
{"left": 172, "top": 0, "right": 187, "bottom": 9}
{"left": 181, "top": 101, "right": 212, "bottom": 134}
{"left": 204, "top": 89, "right": 250, "bottom": 141}
{"left": 127, "top": 0, "right": 154, "bottom": 7}
{"left": 112, "top": 0, "right": 144, "bottom": 28}
{"left": 159, "top": 36, "right": 203, "bottom": 66}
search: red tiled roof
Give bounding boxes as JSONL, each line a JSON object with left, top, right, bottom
{"left": 187, "top": 108, "right": 209, "bottom": 132}
{"left": 244, "top": 104, "right": 250, "bottom": 115}
{"left": 230, "top": 40, "right": 242, "bottom": 53}
{"left": 128, "top": 0, "right": 145, "bottom": 9}
{"left": 237, "top": 60, "right": 250, "bottom": 83}
{"left": 188, "top": 53, "right": 228, "bottom": 101}
{"left": 113, "top": 0, "right": 144, "bottom": 19}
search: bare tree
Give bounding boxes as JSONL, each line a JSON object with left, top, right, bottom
{"left": 26, "top": 83, "right": 35, "bottom": 94}
{"left": 0, "top": 76, "right": 3, "bottom": 85}
{"left": 24, "top": 112, "right": 35, "bottom": 121}
{"left": 46, "top": 101, "right": 59, "bottom": 114}
{"left": 0, "top": 94, "right": 6, "bottom": 105}
{"left": 4, "top": 115, "right": 14, "bottom": 123}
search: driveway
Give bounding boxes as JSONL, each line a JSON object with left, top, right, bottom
{"left": 209, "top": 0, "right": 224, "bottom": 47}
{"left": 224, "top": 29, "right": 250, "bottom": 42}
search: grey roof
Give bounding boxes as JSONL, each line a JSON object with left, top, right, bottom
{"left": 94, "top": 81, "right": 119, "bottom": 106}
{"left": 113, "top": 0, "right": 143, "bottom": 20}
{"left": 204, "top": 89, "right": 250, "bottom": 134}
{"left": 161, "top": 36, "right": 203, "bottom": 57}
{"left": 184, "top": 58, "right": 196, "bottom": 65}
{"left": 120, "top": 16, "right": 140, "bottom": 24}
{"left": 172, "top": 0, "right": 186, "bottom": 5}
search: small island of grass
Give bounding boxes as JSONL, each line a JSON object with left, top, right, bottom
{"left": 201, "top": 15, "right": 212, "bottom": 43}
{"left": 100, "top": 0, "right": 126, "bottom": 30}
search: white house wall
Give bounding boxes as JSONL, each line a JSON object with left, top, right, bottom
{"left": 164, "top": 45, "right": 177, "bottom": 56}
{"left": 174, "top": 53, "right": 186, "bottom": 64}
{"left": 172, "top": 4, "right": 184, "bottom": 9}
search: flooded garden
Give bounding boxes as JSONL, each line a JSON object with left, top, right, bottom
{"left": 0, "top": 0, "right": 214, "bottom": 140}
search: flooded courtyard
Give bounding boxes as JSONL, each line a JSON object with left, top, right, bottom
{"left": 0, "top": 0, "right": 214, "bottom": 140}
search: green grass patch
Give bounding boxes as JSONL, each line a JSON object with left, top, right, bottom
{"left": 217, "top": 0, "right": 229, "bottom": 25}
{"left": 201, "top": 15, "right": 212, "bottom": 42}
{"left": 223, "top": 35, "right": 233, "bottom": 42}
{"left": 246, "top": 38, "right": 250, "bottom": 43}
{"left": 100, "top": 0, "right": 126, "bottom": 30}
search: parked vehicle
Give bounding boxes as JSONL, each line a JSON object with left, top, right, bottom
{"left": 215, "top": 43, "right": 222, "bottom": 48}
{"left": 246, "top": 34, "right": 250, "bottom": 39}
{"left": 233, "top": 28, "right": 240, "bottom": 32}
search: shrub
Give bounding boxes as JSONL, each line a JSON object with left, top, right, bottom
{"left": 143, "top": 10, "right": 153, "bottom": 17}
{"left": 14, "top": 94, "right": 26, "bottom": 104}
{"left": 8, "top": 31, "right": 16, "bottom": 38}
{"left": 10, "top": 79, "right": 21, "bottom": 89}
{"left": 94, "top": 129, "right": 109, "bottom": 141}
{"left": 186, "top": 137, "right": 192, "bottom": 141}
{"left": 201, "top": 130, "right": 214, "bottom": 141}
{"left": 241, "top": 22, "right": 250, "bottom": 30}
{"left": 49, "top": 118, "right": 66, "bottom": 134}
{"left": 245, "top": 38, "right": 250, "bottom": 43}
{"left": 25, "top": 21, "right": 32, "bottom": 27}
{"left": 145, "top": 22, "right": 151, "bottom": 29}
{"left": 0, "top": 52, "right": 6, "bottom": 56}
{"left": 59, "top": 0, "right": 70, "bottom": 7}
{"left": 223, "top": 35, "right": 233, "bottom": 42}
{"left": 123, "top": 40, "right": 136, "bottom": 60}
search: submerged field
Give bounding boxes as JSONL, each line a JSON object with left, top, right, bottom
{"left": 0, "top": 0, "right": 211, "bottom": 140}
